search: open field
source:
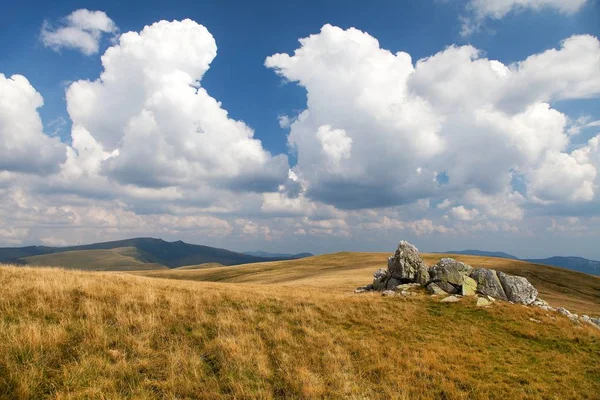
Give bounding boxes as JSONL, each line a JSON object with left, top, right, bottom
{"left": 134, "top": 252, "right": 600, "bottom": 315}
{"left": 1, "top": 253, "right": 599, "bottom": 399}
{"left": 21, "top": 247, "right": 166, "bottom": 271}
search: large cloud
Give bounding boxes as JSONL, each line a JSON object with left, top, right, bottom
{"left": 41, "top": 9, "right": 118, "bottom": 55}
{"left": 0, "top": 74, "right": 66, "bottom": 174}
{"left": 266, "top": 25, "right": 600, "bottom": 214}
{"left": 65, "top": 19, "right": 289, "bottom": 192}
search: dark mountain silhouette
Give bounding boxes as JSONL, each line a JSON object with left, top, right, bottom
{"left": 524, "top": 256, "right": 600, "bottom": 277}
{"left": 0, "top": 238, "right": 307, "bottom": 268}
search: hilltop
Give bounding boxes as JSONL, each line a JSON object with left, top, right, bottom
{"left": 0, "top": 255, "right": 598, "bottom": 399}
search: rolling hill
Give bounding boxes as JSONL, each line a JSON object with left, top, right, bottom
{"left": 0, "top": 238, "right": 306, "bottom": 270}
{"left": 20, "top": 247, "right": 166, "bottom": 271}
{"left": 0, "top": 255, "right": 598, "bottom": 399}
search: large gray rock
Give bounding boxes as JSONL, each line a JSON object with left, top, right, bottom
{"left": 497, "top": 271, "right": 538, "bottom": 305}
{"left": 426, "top": 282, "right": 447, "bottom": 296}
{"left": 469, "top": 268, "right": 508, "bottom": 301}
{"left": 429, "top": 258, "right": 473, "bottom": 293}
{"left": 387, "top": 241, "right": 429, "bottom": 284}
{"left": 385, "top": 277, "right": 401, "bottom": 290}
{"left": 372, "top": 268, "right": 389, "bottom": 291}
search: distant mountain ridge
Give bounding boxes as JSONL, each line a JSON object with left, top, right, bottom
{"left": 445, "top": 250, "right": 600, "bottom": 276}
{"left": 443, "top": 250, "right": 519, "bottom": 260}
{"left": 523, "top": 256, "right": 600, "bottom": 277}
{"left": 243, "top": 251, "right": 313, "bottom": 259}
{"left": 0, "top": 238, "right": 310, "bottom": 270}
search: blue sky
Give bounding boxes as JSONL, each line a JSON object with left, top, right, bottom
{"left": 1, "top": 0, "right": 600, "bottom": 258}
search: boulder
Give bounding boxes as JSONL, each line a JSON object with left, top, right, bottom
{"left": 426, "top": 283, "right": 447, "bottom": 296}
{"left": 461, "top": 276, "right": 477, "bottom": 296}
{"left": 476, "top": 297, "right": 491, "bottom": 307}
{"left": 469, "top": 269, "right": 508, "bottom": 301}
{"left": 430, "top": 258, "right": 473, "bottom": 286}
{"left": 373, "top": 268, "right": 388, "bottom": 280}
{"left": 497, "top": 272, "right": 538, "bottom": 305}
{"left": 440, "top": 295, "right": 461, "bottom": 303}
{"left": 372, "top": 268, "right": 389, "bottom": 291}
{"left": 436, "top": 281, "right": 460, "bottom": 294}
{"left": 385, "top": 277, "right": 402, "bottom": 290}
{"left": 387, "top": 241, "right": 429, "bottom": 284}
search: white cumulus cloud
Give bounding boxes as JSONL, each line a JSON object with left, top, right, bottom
{"left": 41, "top": 9, "right": 118, "bottom": 55}
{"left": 266, "top": 25, "right": 600, "bottom": 214}
{"left": 0, "top": 74, "right": 66, "bottom": 174}
{"left": 64, "top": 19, "right": 289, "bottom": 192}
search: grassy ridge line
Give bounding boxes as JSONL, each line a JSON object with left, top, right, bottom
{"left": 1, "top": 264, "right": 599, "bottom": 399}
{"left": 21, "top": 247, "right": 167, "bottom": 271}
{"left": 133, "top": 252, "right": 600, "bottom": 315}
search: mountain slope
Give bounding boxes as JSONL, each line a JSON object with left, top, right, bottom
{"left": 21, "top": 247, "right": 166, "bottom": 271}
{"left": 524, "top": 256, "right": 600, "bottom": 276}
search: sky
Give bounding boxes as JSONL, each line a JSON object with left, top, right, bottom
{"left": 1, "top": 0, "right": 600, "bottom": 258}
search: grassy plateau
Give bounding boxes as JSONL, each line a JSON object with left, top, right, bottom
{"left": 0, "top": 252, "right": 599, "bottom": 399}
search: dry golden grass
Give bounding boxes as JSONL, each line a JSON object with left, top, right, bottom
{"left": 1, "top": 263, "right": 599, "bottom": 399}
{"left": 135, "top": 252, "right": 600, "bottom": 315}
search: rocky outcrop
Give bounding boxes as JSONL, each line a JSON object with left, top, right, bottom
{"left": 359, "top": 239, "right": 540, "bottom": 305}
{"left": 355, "top": 239, "right": 599, "bottom": 330}
{"left": 387, "top": 241, "right": 429, "bottom": 285}
{"left": 497, "top": 271, "right": 538, "bottom": 305}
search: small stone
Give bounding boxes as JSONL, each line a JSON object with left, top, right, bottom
{"left": 557, "top": 307, "right": 572, "bottom": 317}
{"left": 529, "top": 318, "right": 542, "bottom": 323}
{"left": 476, "top": 297, "right": 491, "bottom": 307}
{"left": 354, "top": 288, "right": 367, "bottom": 294}
{"left": 462, "top": 276, "right": 477, "bottom": 296}
{"left": 440, "top": 295, "right": 461, "bottom": 303}
{"left": 486, "top": 295, "right": 496, "bottom": 302}
{"left": 581, "top": 315, "right": 591, "bottom": 323}
{"left": 382, "top": 290, "right": 396, "bottom": 297}
{"left": 533, "top": 298, "right": 549, "bottom": 306}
